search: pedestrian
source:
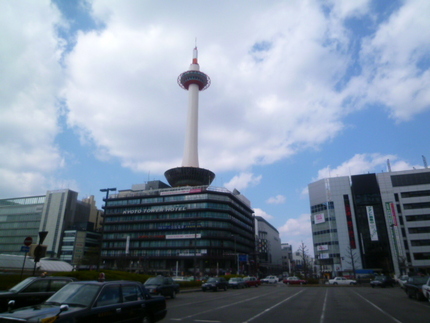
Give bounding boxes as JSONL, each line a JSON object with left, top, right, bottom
{"left": 98, "top": 272, "right": 105, "bottom": 282}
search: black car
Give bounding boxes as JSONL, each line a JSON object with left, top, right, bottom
{"left": 404, "top": 275, "right": 429, "bottom": 301}
{"left": 202, "top": 277, "right": 228, "bottom": 292}
{"left": 144, "top": 276, "right": 180, "bottom": 298}
{"left": 0, "top": 276, "right": 76, "bottom": 312}
{"left": 370, "top": 275, "right": 396, "bottom": 288}
{"left": 0, "top": 280, "right": 167, "bottom": 323}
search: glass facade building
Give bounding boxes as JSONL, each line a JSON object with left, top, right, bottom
{"left": 100, "top": 181, "right": 255, "bottom": 276}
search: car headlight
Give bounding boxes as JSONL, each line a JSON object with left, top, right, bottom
{"left": 39, "top": 316, "right": 58, "bottom": 323}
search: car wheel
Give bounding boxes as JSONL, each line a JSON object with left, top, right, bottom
{"left": 333, "top": 283, "right": 338, "bottom": 285}
{"left": 407, "top": 289, "right": 414, "bottom": 298}
{"left": 224, "top": 285, "right": 227, "bottom": 291}
{"left": 171, "top": 290, "right": 176, "bottom": 299}
{"left": 214, "top": 286, "right": 218, "bottom": 292}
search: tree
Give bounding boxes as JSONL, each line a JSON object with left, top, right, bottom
{"left": 344, "top": 245, "right": 360, "bottom": 279}
{"left": 297, "top": 241, "right": 311, "bottom": 278}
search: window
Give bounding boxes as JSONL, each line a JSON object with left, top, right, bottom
{"left": 24, "top": 280, "right": 49, "bottom": 292}
{"left": 96, "top": 285, "right": 121, "bottom": 307}
{"left": 49, "top": 280, "right": 70, "bottom": 292}
{"left": 122, "top": 284, "right": 143, "bottom": 302}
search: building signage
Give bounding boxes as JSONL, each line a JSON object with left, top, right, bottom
{"left": 319, "top": 253, "right": 329, "bottom": 259}
{"left": 138, "top": 235, "right": 165, "bottom": 239}
{"left": 314, "top": 213, "right": 325, "bottom": 224}
{"left": 166, "top": 234, "right": 201, "bottom": 239}
{"left": 160, "top": 188, "right": 202, "bottom": 196}
{"left": 123, "top": 206, "right": 187, "bottom": 215}
{"left": 366, "top": 206, "right": 379, "bottom": 241}
{"left": 317, "top": 245, "right": 329, "bottom": 251}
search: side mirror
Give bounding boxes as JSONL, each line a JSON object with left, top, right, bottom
{"left": 7, "top": 300, "right": 15, "bottom": 312}
{"left": 59, "top": 304, "right": 69, "bottom": 313}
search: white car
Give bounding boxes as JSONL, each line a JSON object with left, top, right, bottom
{"left": 261, "top": 275, "right": 278, "bottom": 284}
{"left": 328, "top": 277, "right": 357, "bottom": 285}
{"left": 422, "top": 277, "right": 430, "bottom": 301}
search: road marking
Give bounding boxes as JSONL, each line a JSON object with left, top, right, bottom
{"left": 242, "top": 289, "right": 305, "bottom": 323}
{"left": 351, "top": 290, "right": 403, "bottom": 323}
{"left": 319, "top": 289, "right": 328, "bottom": 323}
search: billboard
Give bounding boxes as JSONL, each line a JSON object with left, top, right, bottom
{"left": 314, "top": 213, "right": 325, "bottom": 224}
{"left": 366, "top": 206, "right": 379, "bottom": 241}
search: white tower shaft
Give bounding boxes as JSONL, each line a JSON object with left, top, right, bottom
{"left": 182, "top": 81, "right": 200, "bottom": 167}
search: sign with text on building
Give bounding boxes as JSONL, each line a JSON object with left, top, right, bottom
{"left": 314, "top": 213, "right": 325, "bottom": 224}
{"left": 319, "top": 253, "right": 329, "bottom": 259}
{"left": 366, "top": 206, "right": 379, "bottom": 241}
{"left": 166, "top": 234, "right": 201, "bottom": 239}
{"left": 317, "top": 245, "right": 329, "bottom": 251}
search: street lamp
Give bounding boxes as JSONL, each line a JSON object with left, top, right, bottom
{"left": 231, "top": 234, "right": 239, "bottom": 274}
{"left": 98, "top": 188, "right": 116, "bottom": 270}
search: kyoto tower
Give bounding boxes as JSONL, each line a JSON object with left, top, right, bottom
{"left": 164, "top": 47, "right": 215, "bottom": 187}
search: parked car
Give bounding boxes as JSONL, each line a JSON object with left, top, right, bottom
{"left": 328, "top": 277, "right": 357, "bottom": 285}
{"left": 144, "top": 276, "right": 180, "bottom": 299}
{"left": 1, "top": 280, "right": 167, "bottom": 323}
{"left": 404, "top": 275, "right": 429, "bottom": 301}
{"left": 283, "top": 276, "right": 307, "bottom": 285}
{"left": 397, "top": 275, "right": 409, "bottom": 289}
{"left": 0, "top": 276, "right": 76, "bottom": 312}
{"left": 202, "top": 277, "right": 228, "bottom": 292}
{"left": 370, "top": 275, "right": 396, "bottom": 288}
{"left": 243, "top": 276, "right": 260, "bottom": 288}
{"left": 261, "top": 276, "right": 278, "bottom": 284}
{"left": 421, "top": 277, "right": 430, "bottom": 301}
{"left": 228, "top": 277, "right": 246, "bottom": 289}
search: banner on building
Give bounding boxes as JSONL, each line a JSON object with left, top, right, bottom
{"left": 319, "top": 253, "right": 329, "bottom": 259}
{"left": 317, "top": 245, "right": 329, "bottom": 251}
{"left": 366, "top": 206, "right": 379, "bottom": 241}
{"left": 314, "top": 213, "right": 325, "bottom": 224}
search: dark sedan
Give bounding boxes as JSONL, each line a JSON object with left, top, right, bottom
{"left": 0, "top": 280, "right": 167, "bottom": 323}
{"left": 144, "top": 276, "right": 180, "bottom": 299}
{"left": 0, "top": 276, "right": 76, "bottom": 312}
{"left": 370, "top": 275, "right": 396, "bottom": 288}
{"left": 202, "top": 277, "right": 228, "bottom": 292}
{"left": 404, "top": 275, "right": 429, "bottom": 301}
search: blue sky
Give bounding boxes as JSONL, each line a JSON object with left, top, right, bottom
{"left": 1, "top": 0, "right": 430, "bottom": 256}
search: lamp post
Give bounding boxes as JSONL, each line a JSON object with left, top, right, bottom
{"left": 231, "top": 234, "right": 238, "bottom": 274}
{"left": 98, "top": 188, "right": 116, "bottom": 270}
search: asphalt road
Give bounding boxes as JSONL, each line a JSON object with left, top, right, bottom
{"left": 164, "top": 283, "right": 430, "bottom": 323}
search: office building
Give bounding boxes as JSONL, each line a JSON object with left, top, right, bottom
{"left": 309, "top": 168, "right": 430, "bottom": 277}
{"left": 0, "top": 190, "right": 101, "bottom": 261}
{"left": 255, "top": 216, "right": 282, "bottom": 275}
{"left": 100, "top": 181, "right": 255, "bottom": 276}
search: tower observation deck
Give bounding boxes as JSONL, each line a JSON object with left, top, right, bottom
{"left": 165, "top": 47, "right": 215, "bottom": 187}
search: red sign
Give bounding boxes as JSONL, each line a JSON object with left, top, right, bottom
{"left": 24, "top": 237, "right": 33, "bottom": 246}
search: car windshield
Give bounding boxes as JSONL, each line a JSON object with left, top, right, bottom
{"left": 8, "top": 278, "right": 34, "bottom": 292}
{"left": 207, "top": 278, "right": 218, "bottom": 283}
{"left": 374, "top": 276, "right": 386, "bottom": 281}
{"left": 230, "top": 278, "right": 240, "bottom": 282}
{"left": 45, "top": 283, "right": 100, "bottom": 307}
{"left": 145, "top": 277, "right": 163, "bottom": 285}
{"left": 409, "top": 276, "right": 429, "bottom": 284}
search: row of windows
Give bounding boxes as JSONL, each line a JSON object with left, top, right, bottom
{"left": 314, "top": 241, "right": 339, "bottom": 247}
{"left": 0, "top": 196, "right": 45, "bottom": 206}
{"left": 0, "top": 229, "right": 37, "bottom": 238}
{"left": 107, "top": 193, "right": 252, "bottom": 218}
{"left": 103, "top": 228, "right": 253, "bottom": 246}
{"left": 403, "top": 202, "right": 430, "bottom": 210}
{"left": 312, "top": 229, "right": 338, "bottom": 236}
{"left": 311, "top": 202, "right": 334, "bottom": 213}
{"left": 0, "top": 213, "right": 41, "bottom": 221}
{"left": 104, "top": 220, "right": 241, "bottom": 234}
{"left": 106, "top": 202, "right": 253, "bottom": 227}
{"left": 0, "top": 221, "right": 40, "bottom": 229}
{"left": 408, "top": 227, "right": 430, "bottom": 234}
{"left": 392, "top": 172, "right": 430, "bottom": 187}
{"left": 410, "top": 240, "right": 430, "bottom": 246}
{"left": 413, "top": 253, "right": 430, "bottom": 260}
{"left": 103, "top": 238, "right": 236, "bottom": 249}
{"left": 401, "top": 190, "right": 430, "bottom": 198}
{"left": 102, "top": 248, "right": 236, "bottom": 257}
{"left": 405, "top": 214, "right": 430, "bottom": 221}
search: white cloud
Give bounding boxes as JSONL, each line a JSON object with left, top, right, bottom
{"left": 266, "top": 194, "right": 286, "bottom": 205}
{"left": 253, "top": 208, "right": 274, "bottom": 220}
{"left": 0, "top": 1, "right": 65, "bottom": 197}
{"left": 315, "top": 153, "right": 421, "bottom": 181}
{"left": 278, "top": 213, "right": 313, "bottom": 256}
{"left": 224, "top": 173, "right": 262, "bottom": 192}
